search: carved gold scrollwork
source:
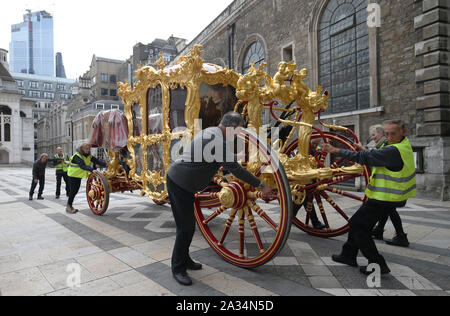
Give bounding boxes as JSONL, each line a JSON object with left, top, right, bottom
{"left": 117, "top": 44, "right": 362, "bottom": 203}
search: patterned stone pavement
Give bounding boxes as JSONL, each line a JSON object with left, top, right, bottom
{"left": 0, "top": 167, "right": 449, "bottom": 296}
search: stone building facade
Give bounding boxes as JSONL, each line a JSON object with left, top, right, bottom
{"left": 119, "top": 36, "right": 188, "bottom": 85}
{"left": 10, "top": 72, "right": 75, "bottom": 159}
{"left": 37, "top": 55, "right": 126, "bottom": 159}
{"left": 175, "top": 0, "right": 449, "bottom": 200}
{"left": 36, "top": 100, "right": 71, "bottom": 157}
{"left": 85, "top": 56, "right": 124, "bottom": 101}
{"left": 0, "top": 63, "right": 35, "bottom": 164}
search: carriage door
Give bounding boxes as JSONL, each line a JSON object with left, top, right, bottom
{"left": 147, "top": 86, "right": 164, "bottom": 191}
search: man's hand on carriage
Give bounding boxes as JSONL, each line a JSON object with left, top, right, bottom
{"left": 258, "top": 182, "right": 274, "bottom": 199}
{"left": 322, "top": 143, "right": 340, "bottom": 155}
{"left": 354, "top": 142, "right": 366, "bottom": 152}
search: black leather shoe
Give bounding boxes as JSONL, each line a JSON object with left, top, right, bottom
{"left": 37, "top": 196, "right": 44, "bottom": 200}
{"left": 187, "top": 261, "right": 203, "bottom": 271}
{"left": 173, "top": 272, "right": 192, "bottom": 286}
{"left": 29, "top": 195, "right": 33, "bottom": 201}
{"left": 385, "top": 234, "right": 409, "bottom": 248}
{"left": 55, "top": 195, "right": 60, "bottom": 200}
{"left": 313, "top": 221, "right": 326, "bottom": 230}
{"left": 360, "top": 264, "right": 391, "bottom": 275}
{"left": 332, "top": 254, "right": 358, "bottom": 267}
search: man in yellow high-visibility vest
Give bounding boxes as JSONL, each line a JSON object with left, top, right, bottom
{"left": 54, "top": 147, "right": 69, "bottom": 199}
{"left": 322, "top": 120, "right": 416, "bottom": 275}
{"left": 66, "top": 143, "right": 107, "bottom": 214}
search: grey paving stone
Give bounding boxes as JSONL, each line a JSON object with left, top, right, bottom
{"left": 413, "top": 290, "right": 450, "bottom": 296}
{"left": 46, "top": 213, "right": 125, "bottom": 251}
{"left": 192, "top": 249, "right": 329, "bottom": 296}
{"left": 328, "top": 266, "right": 409, "bottom": 290}
{"left": 78, "top": 208, "right": 173, "bottom": 241}
{"left": 137, "top": 262, "right": 225, "bottom": 296}
{"left": 308, "top": 276, "right": 342, "bottom": 289}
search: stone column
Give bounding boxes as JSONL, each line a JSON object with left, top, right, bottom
{"left": 414, "top": 0, "right": 450, "bottom": 200}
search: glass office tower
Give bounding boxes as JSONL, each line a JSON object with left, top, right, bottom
{"left": 9, "top": 11, "right": 54, "bottom": 77}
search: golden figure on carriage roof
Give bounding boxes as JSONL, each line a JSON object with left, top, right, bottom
{"left": 86, "top": 45, "right": 370, "bottom": 268}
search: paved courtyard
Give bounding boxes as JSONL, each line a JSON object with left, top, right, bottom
{"left": 0, "top": 166, "right": 449, "bottom": 296}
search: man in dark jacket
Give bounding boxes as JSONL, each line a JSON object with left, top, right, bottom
{"left": 29, "top": 153, "right": 57, "bottom": 200}
{"left": 167, "top": 112, "right": 272, "bottom": 286}
{"left": 322, "top": 120, "right": 416, "bottom": 275}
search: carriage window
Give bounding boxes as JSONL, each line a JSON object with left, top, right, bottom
{"left": 318, "top": 0, "right": 369, "bottom": 114}
{"left": 132, "top": 104, "right": 142, "bottom": 137}
{"left": 147, "top": 86, "right": 163, "bottom": 135}
{"left": 199, "top": 83, "right": 238, "bottom": 130}
{"left": 132, "top": 103, "right": 143, "bottom": 175}
{"left": 169, "top": 87, "right": 187, "bottom": 131}
{"left": 243, "top": 41, "right": 265, "bottom": 74}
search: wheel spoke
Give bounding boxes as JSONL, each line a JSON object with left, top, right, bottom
{"left": 314, "top": 193, "right": 330, "bottom": 230}
{"left": 195, "top": 192, "right": 219, "bottom": 199}
{"left": 218, "top": 208, "right": 238, "bottom": 246}
{"left": 203, "top": 206, "right": 227, "bottom": 225}
{"left": 238, "top": 209, "right": 245, "bottom": 258}
{"left": 304, "top": 195, "right": 314, "bottom": 226}
{"left": 326, "top": 186, "right": 365, "bottom": 202}
{"left": 330, "top": 157, "right": 345, "bottom": 169}
{"left": 248, "top": 200, "right": 278, "bottom": 231}
{"left": 244, "top": 206, "right": 265, "bottom": 254}
{"left": 320, "top": 191, "right": 350, "bottom": 221}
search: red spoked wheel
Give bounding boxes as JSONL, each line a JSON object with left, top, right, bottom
{"left": 284, "top": 132, "right": 370, "bottom": 238}
{"left": 194, "top": 129, "right": 293, "bottom": 268}
{"left": 86, "top": 171, "right": 110, "bottom": 216}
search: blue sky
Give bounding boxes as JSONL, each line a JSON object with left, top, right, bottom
{"left": 0, "top": 0, "right": 234, "bottom": 78}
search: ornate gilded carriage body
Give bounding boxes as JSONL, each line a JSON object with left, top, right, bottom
{"left": 87, "top": 45, "right": 369, "bottom": 268}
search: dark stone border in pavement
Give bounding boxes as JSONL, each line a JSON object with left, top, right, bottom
{"left": 46, "top": 213, "right": 126, "bottom": 252}
{"left": 402, "top": 218, "right": 450, "bottom": 230}
{"left": 191, "top": 248, "right": 329, "bottom": 296}
{"left": 137, "top": 262, "right": 226, "bottom": 296}
{"left": 77, "top": 205, "right": 174, "bottom": 242}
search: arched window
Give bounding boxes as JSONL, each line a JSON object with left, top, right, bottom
{"left": 4, "top": 123, "right": 11, "bottom": 142}
{"left": 318, "top": 0, "right": 369, "bottom": 114}
{"left": 0, "top": 105, "right": 12, "bottom": 115}
{"left": 242, "top": 41, "right": 265, "bottom": 74}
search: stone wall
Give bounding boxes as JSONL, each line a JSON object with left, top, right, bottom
{"left": 413, "top": 0, "right": 450, "bottom": 200}
{"left": 177, "top": 0, "right": 450, "bottom": 199}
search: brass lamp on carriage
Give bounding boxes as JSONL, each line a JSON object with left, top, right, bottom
{"left": 85, "top": 45, "right": 370, "bottom": 268}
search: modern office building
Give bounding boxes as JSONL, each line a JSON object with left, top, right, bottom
{"left": 9, "top": 10, "right": 55, "bottom": 77}
{"left": 55, "top": 52, "right": 66, "bottom": 78}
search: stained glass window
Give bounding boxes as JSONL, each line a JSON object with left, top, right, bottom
{"left": 318, "top": 0, "right": 370, "bottom": 114}
{"left": 243, "top": 41, "right": 265, "bottom": 74}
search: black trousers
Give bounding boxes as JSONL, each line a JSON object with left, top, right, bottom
{"left": 29, "top": 176, "right": 45, "bottom": 197}
{"left": 376, "top": 210, "right": 405, "bottom": 235}
{"left": 341, "top": 199, "right": 393, "bottom": 266}
{"left": 56, "top": 171, "right": 69, "bottom": 197}
{"left": 68, "top": 177, "right": 82, "bottom": 206}
{"left": 167, "top": 176, "right": 196, "bottom": 274}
